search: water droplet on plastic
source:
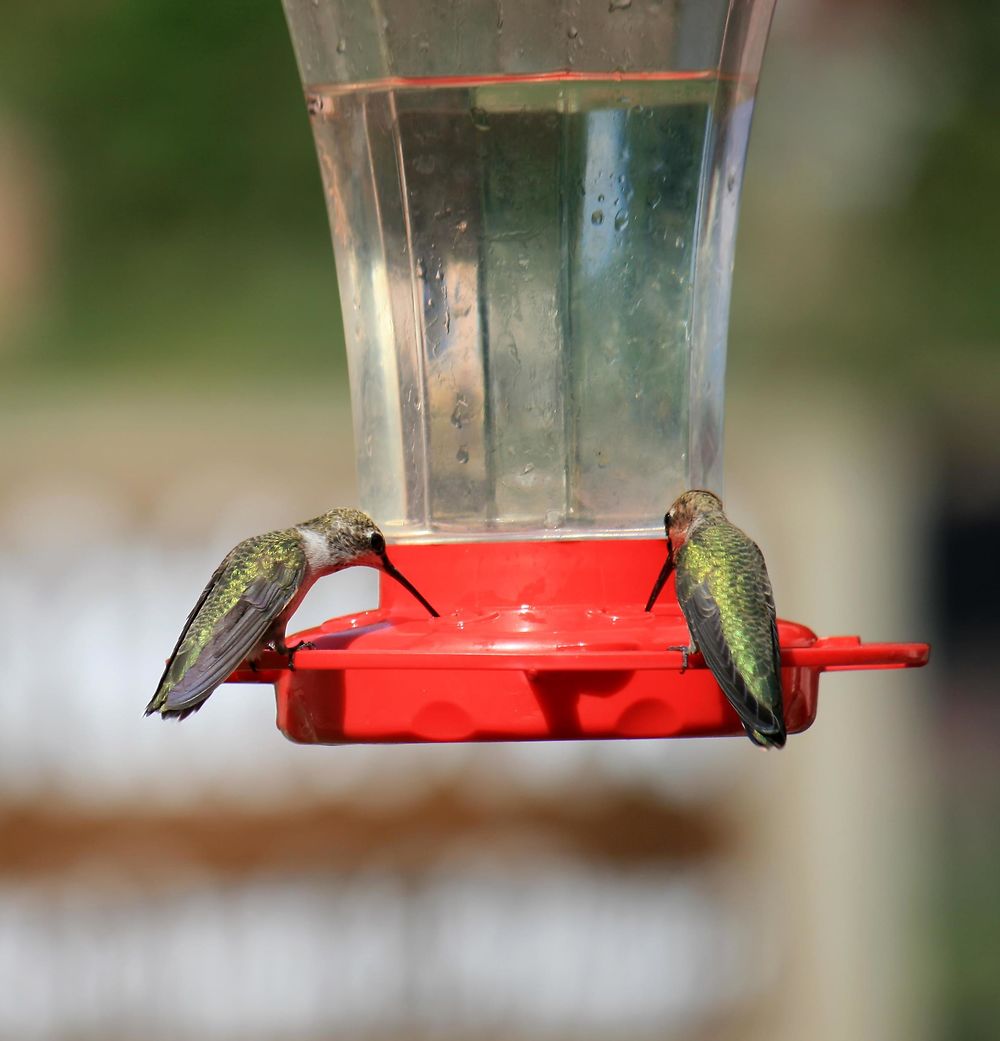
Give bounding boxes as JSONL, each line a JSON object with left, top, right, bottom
{"left": 591, "top": 209, "right": 604, "bottom": 226}
{"left": 456, "top": 219, "right": 468, "bottom": 233}
{"left": 336, "top": 38, "right": 347, "bottom": 54}
{"left": 674, "top": 235, "right": 684, "bottom": 249}
{"left": 416, "top": 258, "right": 426, "bottom": 278}
{"left": 598, "top": 193, "right": 605, "bottom": 202}
{"left": 609, "top": 0, "right": 632, "bottom": 9}
{"left": 567, "top": 26, "right": 579, "bottom": 39}
{"left": 456, "top": 448, "right": 470, "bottom": 464}
{"left": 544, "top": 510, "right": 563, "bottom": 529}
{"left": 522, "top": 463, "right": 535, "bottom": 475}
{"left": 614, "top": 210, "right": 628, "bottom": 231}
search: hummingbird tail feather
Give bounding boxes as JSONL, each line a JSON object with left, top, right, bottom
{"left": 149, "top": 685, "right": 215, "bottom": 720}
{"left": 155, "top": 701, "right": 206, "bottom": 721}
{"left": 745, "top": 720, "right": 787, "bottom": 749}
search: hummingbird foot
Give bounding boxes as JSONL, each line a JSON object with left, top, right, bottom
{"left": 667, "top": 644, "right": 697, "bottom": 672}
{"left": 282, "top": 640, "right": 316, "bottom": 671}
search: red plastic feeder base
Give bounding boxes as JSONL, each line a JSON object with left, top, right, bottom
{"left": 229, "top": 539, "right": 929, "bottom": 744}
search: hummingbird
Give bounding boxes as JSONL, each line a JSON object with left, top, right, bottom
{"left": 645, "top": 490, "right": 786, "bottom": 748}
{"left": 146, "top": 507, "right": 438, "bottom": 720}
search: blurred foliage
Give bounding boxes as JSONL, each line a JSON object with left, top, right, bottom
{"left": 899, "top": 7, "right": 1000, "bottom": 340}
{"left": 1, "top": 0, "right": 315, "bottom": 244}
{"left": 1, "top": 0, "right": 997, "bottom": 401}
{"left": 729, "top": 0, "right": 1000, "bottom": 409}
{"left": 0, "top": 0, "right": 343, "bottom": 385}
{"left": 888, "top": 1, "right": 1000, "bottom": 358}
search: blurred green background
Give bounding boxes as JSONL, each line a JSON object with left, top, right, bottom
{"left": 0, "top": 1, "right": 997, "bottom": 1039}
{"left": 2, "top": 0, "right": 997, "bottom": 400}
{"left": 0, "top": 0, "right": 341, "bottom": 388}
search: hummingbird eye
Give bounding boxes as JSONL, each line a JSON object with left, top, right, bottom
{"left": 368, "top": 531, "right": 386, "bottom": 554}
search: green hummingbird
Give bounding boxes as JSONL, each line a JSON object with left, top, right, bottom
{"left": 645, "top": 490, "right": 786, "bottom": 748}
{"left": 146, "top": 507, "right": 437, "bottom": 720}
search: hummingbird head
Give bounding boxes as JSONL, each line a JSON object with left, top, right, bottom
{"left": 645, "top": 489, "right": 725, "bottom": 612}
{"left": 299, "top": 508, "right": 438, "bottom": 616}
{"left": 664, "top": 489, "right": 724, "bottom": 546}
{"left": 300, "top": 507, "right": 385, "bottom": 566}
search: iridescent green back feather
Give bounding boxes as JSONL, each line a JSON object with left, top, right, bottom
{"left": 675, "top": 520, "right": 785, "bottom": 746}
{"left": 146, "top": 530, "right": 306, "bottom": 717}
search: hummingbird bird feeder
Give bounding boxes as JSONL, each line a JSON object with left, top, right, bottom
{"left": 232, "top": 0, "right": 928, "bottom": 743}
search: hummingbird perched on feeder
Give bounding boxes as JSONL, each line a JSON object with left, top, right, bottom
{"left": 146, "top": 507, "right": 438, "bottom": 720}
{"left": 645, "top": 490, "right": 786, "bottom": 748}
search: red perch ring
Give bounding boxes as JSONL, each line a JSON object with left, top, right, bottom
{"left": 228, "top": 539, "right": 929, "bottom": 744}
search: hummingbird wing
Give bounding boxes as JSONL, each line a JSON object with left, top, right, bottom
{"left": 146, "top": 533, "right": 306, "bottom": 720}
{"left": 146, "top": 553, "right": 234, "bottom": 709}
{"left": 675, "top": 530, "right": 786, "bottom": 748}
{"left": 744, "top": 564, "right": 785, "bottom": 748}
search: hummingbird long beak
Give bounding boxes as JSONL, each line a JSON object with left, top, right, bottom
{"left": 381, "top": 554, "right": 439, "bottom": 617}
{"left": 644, "top": 537, "right": 674, "bottom": 612}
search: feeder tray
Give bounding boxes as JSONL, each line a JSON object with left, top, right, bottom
{"left": 230, "top": 539, "right": 929, "bottom": 744}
